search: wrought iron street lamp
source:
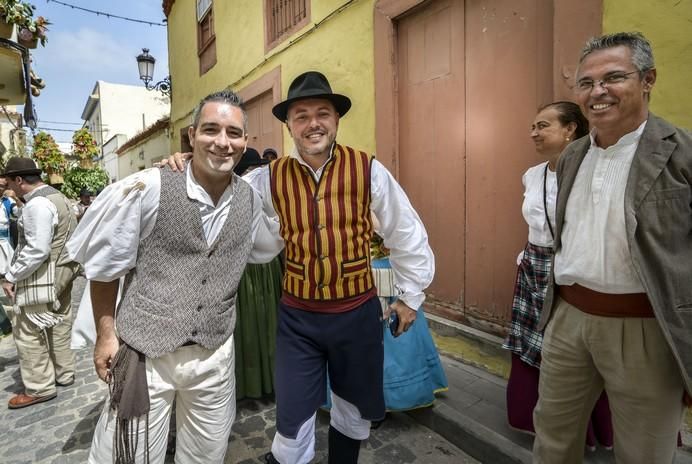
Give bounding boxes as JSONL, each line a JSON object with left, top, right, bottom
{"left": 136, "top": 48, "right": 171, "bottom": 97}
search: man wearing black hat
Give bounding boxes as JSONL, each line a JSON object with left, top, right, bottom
{"left": 168, "top": 72, "right": 435, "bottom": 463}
{"left": 264, "top": 71, "right": 434, "bottom": 464}
{"left": 1, "top": 157, "right": 79, "bottom": 409}
{"left": 233, "top": 147, "right": 270, "bottom": 176}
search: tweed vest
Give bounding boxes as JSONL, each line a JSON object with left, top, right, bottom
{"left": 269, "top": 144, "right": 375, "bottom": 301}
{"left": 116, "top": 167, "right": 254, "bottom": 358}
{"left": 13, "top": 185, "right": 79, "bottom": 301}
{"left": 14, "top": 185, "right": 77, "bottom": 266}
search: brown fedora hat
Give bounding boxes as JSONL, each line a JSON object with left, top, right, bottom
{"left": 272, "top": 71, "right": 351, "bottom": 122}
{"left": 2, "top": 157, "right": 42, "bottom": 177}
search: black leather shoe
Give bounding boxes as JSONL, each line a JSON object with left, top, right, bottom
{"left": 264, "top": 452, "right": 280, "bottom": 464}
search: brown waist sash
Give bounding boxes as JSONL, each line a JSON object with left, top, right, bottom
{"left": 558, "top": 284, "right": 655, "bottom": 318}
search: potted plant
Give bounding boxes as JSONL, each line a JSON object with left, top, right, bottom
{"left": 0, "top": 0, "right": 15, "bottom": 38}
{"left": 61, "top": 165, "right": 109, "bottom": 200}
{"left": 32, "top": 131, "right": 67, "bottom": 184}
{"left": 0, "top": 0, "right": 49, "bottom": 47}
{"left": 17, "top": 15, "right": 49, "bottom": 48}
{"left": 72, "top": 128, "right": 99, "bottom": 168}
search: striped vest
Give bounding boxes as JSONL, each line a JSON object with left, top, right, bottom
{"left": 270, "top": 144, "right": 375, "bottom": 301}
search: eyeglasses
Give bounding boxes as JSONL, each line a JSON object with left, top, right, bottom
{"left": 575, "top": 71, "right": 640, "bottom": 92}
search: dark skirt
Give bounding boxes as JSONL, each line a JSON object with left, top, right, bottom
{"left": 234, "top": 257, "right": 283, "bottom": 400}
{"left": 506, "top": 353, "right": 614, "bottom": 448}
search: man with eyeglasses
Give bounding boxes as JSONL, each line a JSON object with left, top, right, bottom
{"left": 532, "top": 32, "right": 692, "bottom": 463}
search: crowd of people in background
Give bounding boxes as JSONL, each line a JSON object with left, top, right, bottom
{"left": 0, "top": 30, "right": 689, "bottom": 464}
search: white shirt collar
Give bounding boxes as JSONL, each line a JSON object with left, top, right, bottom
{"left": 589, "top": 119, "right": 647, "bottom": 150}
{"left": 185, "top": 162, "right": 235, "bottom": 209}
{"left": 289, "top": 142, "right": 336, "bottom": 175}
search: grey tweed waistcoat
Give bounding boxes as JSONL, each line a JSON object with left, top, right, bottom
{"left": 116, "top": 167, "right": 254, "bottom": 358}
{"left": 14, "top": 185, "right": 79, "bottom": 301}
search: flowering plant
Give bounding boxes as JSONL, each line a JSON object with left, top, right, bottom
{"left": 1, "top": 1, "right": 50, "bottom": 46}
{"left": 71, "top": 128, "right": 99, "bottom": 161}
{"left": 0, "top": 1, "right": 34, "bottom": 26}
{"left": 19, "top": 15, "right": 50, "bottom": 46}
{"left": 32, "top": 131, "right": 67, "bottom": 172}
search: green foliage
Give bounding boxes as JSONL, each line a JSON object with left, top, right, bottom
{"left": 61, "top": 166, "right": 109, "bottom": 199}
{"left": 72, "top": 128, "right": 99, "bottom": 160}
{"left": 0, "top": 1, "right": 50, "bottom": 46}
{"left": 31, "top": 131, "right": 66, "bottom": 172}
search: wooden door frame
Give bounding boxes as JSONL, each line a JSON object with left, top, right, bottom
{"left": 374, "top": 0, "right": 429, "bottom": 177}
{"left": 237, "top": 66, "right": 284, "bottom": 155}
{"left": 373, "top": 0, "right": 602, "bottom": 179}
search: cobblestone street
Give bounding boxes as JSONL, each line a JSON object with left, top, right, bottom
{"left": 0, "top": 278, "right": 477, "bottom": 463}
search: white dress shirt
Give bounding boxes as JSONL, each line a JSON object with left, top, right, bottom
{"left": 243, "top": 147, "right": 435, "bottom": 310}
{"left": 555, "top": 121, "right": 647, "bottom": 293}
{"left": 67, "top": 165, "right": 284, "bottom": 282}
{"left": 5, "top": 186, "right": 58, "bottom": 284}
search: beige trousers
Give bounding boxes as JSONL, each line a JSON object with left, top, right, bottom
{"left": 533, "top": 298, "right": 685, "bottom": 464}
{"left": 9, "top": 284, "right": 75, "bottom": 397}
{"left": 88, "top": 334, "right": 236, "bottom": 464}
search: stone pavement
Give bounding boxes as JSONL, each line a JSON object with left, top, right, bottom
{"left": 411, "top": 355, "right": 692, "bottom": 464}
{"left": 0, "top": 277, "right": 477, "bottom": 464}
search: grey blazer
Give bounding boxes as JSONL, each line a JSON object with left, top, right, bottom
{"left": 539, "top": 113, "right": 692, "bottom": 393}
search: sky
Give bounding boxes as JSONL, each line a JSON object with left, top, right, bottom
{"left": 20, "top": 0, "right": 169, "bottom": 149}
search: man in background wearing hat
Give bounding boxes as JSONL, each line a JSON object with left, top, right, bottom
{"left": 166, "top": 71, "right": 435, "bottom": 464}
{"left": 262, "top": 147, "right": 279, "bottom": 162}
{"left": 73, "top": 187, "right": 94, "bottom": 222}
{"left": 1, "top": 157, "right": 79, "bottom": 409}
{"left": 234, "top": 147, "right": 270, "bottom": 176}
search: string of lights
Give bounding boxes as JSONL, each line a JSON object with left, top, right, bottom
{"left": 37, "top": 120, "right": 86, "bottom": 126}
{"left": 36, "top": 126, "right": 84, "bottom": 132}
{"left": 45, "top": 0, "right": 167, "bottom": 27}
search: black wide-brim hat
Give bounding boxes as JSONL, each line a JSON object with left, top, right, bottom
{"left": 272, "top": 71, "right": 351, "bottom": 122}
{"left": 234, "top": 147, "right": 270, "bottom": 176}
{"left": 1, "top": 157, "right": 42, "bottom": 177}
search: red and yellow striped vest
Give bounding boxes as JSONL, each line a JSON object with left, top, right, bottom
{"left": 270, "top": 144, "right": 375, "bottom": 301}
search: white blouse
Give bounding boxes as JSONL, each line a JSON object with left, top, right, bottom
{"left": 521, "top": 161, "right": 557, "bottom": 249}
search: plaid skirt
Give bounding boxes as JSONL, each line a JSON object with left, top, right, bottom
{"left": 502, "top": 242, "right": 553, "bottom": 368}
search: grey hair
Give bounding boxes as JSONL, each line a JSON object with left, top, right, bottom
{"left": 191, "top": 89, "right": 248, "bottom": 131}
{"left": 579, "top": 32, "right": 655, "bottom": 73}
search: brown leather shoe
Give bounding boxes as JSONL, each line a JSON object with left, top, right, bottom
{"left": 8, "top": 392, "right": 57, "bottom": 409}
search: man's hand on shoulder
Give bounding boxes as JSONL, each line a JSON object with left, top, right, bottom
{"left": 156, "top": 152, "right": 191, "bottom": 172}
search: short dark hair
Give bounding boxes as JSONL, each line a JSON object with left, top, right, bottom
{"left": 539, "top": 101, "right": 590, "bottom": 139}
{"left": 191, "top": 89, "right": 248, "bottom": 132}
{"left": 579, "top": 32, "right": 655, "bottom": 74}
{"left": 9, "top": 174, "right": 42, "bottom": 185}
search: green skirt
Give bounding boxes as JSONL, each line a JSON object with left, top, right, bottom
{"left": 234, "top": 257, "right": 283, "bottom": 400}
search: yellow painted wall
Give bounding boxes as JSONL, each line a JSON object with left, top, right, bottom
{"left": 604, "top": 0, "right": 692, "bottom": 129}
{"left": 167, "top": 0, "right": 376, "bottom": 153}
